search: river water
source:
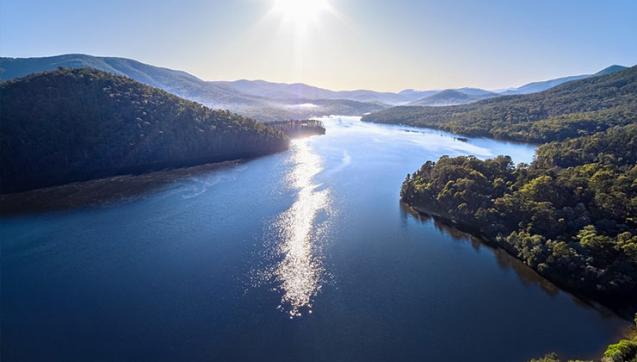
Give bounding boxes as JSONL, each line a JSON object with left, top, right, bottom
{"left": 1, "top": 116, "right": 628, "bottom": 361}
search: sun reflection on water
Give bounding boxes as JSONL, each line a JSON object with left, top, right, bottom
{"left": 272, "top": 138, "right": 329, "bottom": 318}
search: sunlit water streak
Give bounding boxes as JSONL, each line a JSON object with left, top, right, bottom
{"left": 271, "top": 138, "right": 330, "bottom": 317}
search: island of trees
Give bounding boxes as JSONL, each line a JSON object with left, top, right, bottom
{"left": 267, "top": 119, "right": 326, "bottom": 138}
{"left": 0, "top": 68, "right": 290, "bottom": 193}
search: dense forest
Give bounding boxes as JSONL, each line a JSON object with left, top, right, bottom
{"left": 363, "top": 66, "right": 637, "bottom": 143}
{"left": 382, "top": 64, "right": 637, "bottom": 362}
{"left": 268, "top": 120, "right": 326, "bottom": 138}
{"left": 0, "top": 68, "right": 289, "bottom": 193}
{"left": 401, "top": 125, "right": 637, "bottom": 302}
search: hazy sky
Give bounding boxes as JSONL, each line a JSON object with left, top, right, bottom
{"left": 1, "top": 0, "right": 636, "bottom": 91}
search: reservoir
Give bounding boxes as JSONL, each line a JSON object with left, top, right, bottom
{"left": 1, "top": 116, "right": 628, "bottom": 361}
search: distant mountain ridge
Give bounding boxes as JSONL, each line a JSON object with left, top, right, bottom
{"left": 0, "top": 56, "right": 444, "bottom": 105}
{"left": 211, "top": 79, "right": 410, "bottom": 105}
{"left": 0, "top": 54, "right": 629, "bottom": 117}
{"left": 502, "top": 65, "right": 628, "bottom": 95}
{"left": 398, "top": 89, "right": 439, "bottom": 100}
{"left": 409, "top": 88, "right": 499, "bottom": 106}
{"left": 0, "top": 55, "right": 385, "bottom": 121}
{"left": 0, "top": 54, "right": 265, "bottom": 106}
{"left": 594, "top": 64, "right": 628, "bottom": 76}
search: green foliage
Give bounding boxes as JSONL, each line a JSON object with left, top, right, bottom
{"left": 394, "top": 62, "right": 637, "bottom": 362}
{"left": 530, "top": 353, "right": 561, "bottom": 362}
{"left": 603, "top": 339, "right": 637, "bottom": 362}
{"left": 401, "top": 125, "right": 637, "bottom": 298}
{"left": 267, "top": 119, "right": 326, "bottom": 138}
{"left": 528, "top": 354, "right": 593, "bottom": 362}
{"left": 363, "top": 66, "right": 637, "bottom": 143}
{"left": 602, "top": 315, "right": 637, "bottom": 362}
{"left": 0, "top": 68, "right": 289, "bottom": 193}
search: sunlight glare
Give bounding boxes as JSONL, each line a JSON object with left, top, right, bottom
{"left": 272, "top": 0, "right": 332, "bottom": 24}
{"left": 273, "top": 138, "right": 329, "bottom": 317}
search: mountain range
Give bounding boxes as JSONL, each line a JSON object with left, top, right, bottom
{"left": 0, "top": 54, "right": 628, "bottom": 121}
{"left": 0, "top": 55, "right": 385, "bottom": 121}
{"left": 500, "top": 65, "right": 628, "bottom": 95}
{"left": 408, "top": 88, "right": 499, "bottom": 106}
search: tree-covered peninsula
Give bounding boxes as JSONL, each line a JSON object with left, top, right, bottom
{"left": 0, "top": 68, "right": 290, "bottom": 193}
{"left": 401, "top": 125, "right": 637, "bottom": 302}
{"left": 375, "top": 65, "right": 637, "bottom": 311}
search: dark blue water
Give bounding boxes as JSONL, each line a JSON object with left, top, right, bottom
{"left": 1, "top": 117, "right": 628, "bottom": 361}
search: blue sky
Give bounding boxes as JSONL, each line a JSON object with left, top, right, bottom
{"left": 1, "top": 0, "right": 636, "bottom": 91}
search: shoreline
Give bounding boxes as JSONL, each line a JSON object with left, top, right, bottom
{"left": 361, "top": 118, "right": 546, "bottom": 145}
{"left": 403, "top": 201, "right": 637, "bottom": 321}
{"left": 0, "top": 160, "right": 241, "bottom": 217}
{"left": 0, "top": 130, "right": 330, "bottom": 217}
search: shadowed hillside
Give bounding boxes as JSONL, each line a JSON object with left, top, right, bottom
{"left": 0, "top": 68, "right": 289, "bottom": 193}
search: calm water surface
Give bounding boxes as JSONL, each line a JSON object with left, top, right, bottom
{"left": 1, "top": 116, "right": 629, "bottom": 361}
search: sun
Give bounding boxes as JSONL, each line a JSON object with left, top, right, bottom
{"left": 272, "top": 0, "right": 332, "bottom": 24}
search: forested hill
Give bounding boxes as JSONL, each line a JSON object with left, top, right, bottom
{"left": 0, "top": 68, "right": 289, "bottom": 193}
{"left": 401, "top": 124, "right": 637, "bottom": 305}
{"left": 363, "top": 65, "right": 637, "bottom": 143}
